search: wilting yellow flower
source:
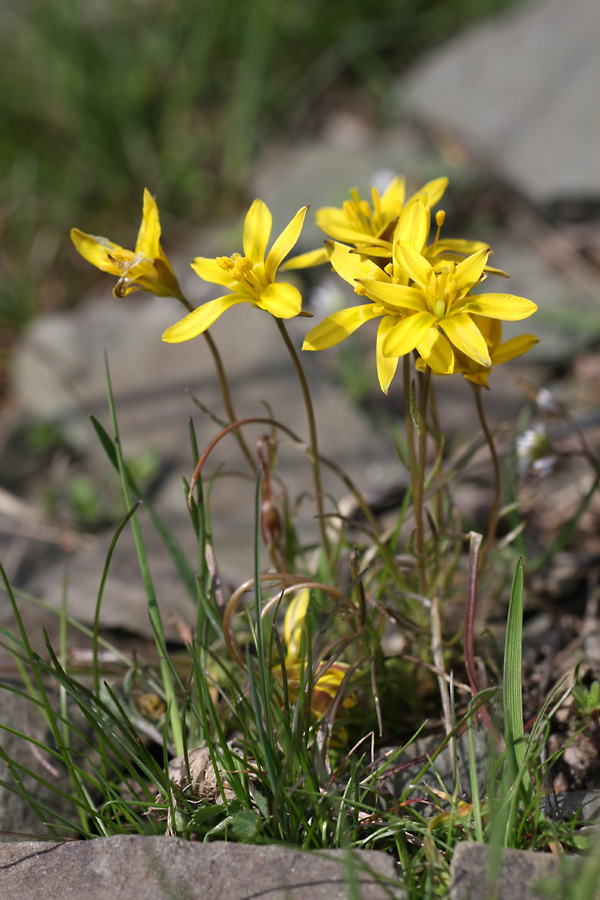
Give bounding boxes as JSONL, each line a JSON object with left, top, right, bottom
{"left": 446, "top": 315, "right": 539, "bottom": 387}
{"left": 70, "top": 189, "right": 182, "bottom": 299}
{"left": 162, "top": 199, "right": 308, "bottom": 343}
{"left": 273, "top": 590, "right": 354, "bottom": 718}
{"left": 283, "top": 175, "right": 448, "bottom": 270}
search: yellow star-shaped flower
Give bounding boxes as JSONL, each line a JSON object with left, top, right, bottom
{"left": 162, "top": 199, "right": 308, "bottom": 343}
{"left": 366, "top": 241, "right": 537, "bottom": 375}
{"left": 283, "top": 175, "right": 448, "bottom": 270}
{"left": 70, "top": 189, "right": 182, "bottom": 300}
{"left": 303, "top": 233, "right": 537, "bottom": 392}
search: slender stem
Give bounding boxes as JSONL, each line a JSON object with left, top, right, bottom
{"left": 411, "top": 361, "right": 431, "bottom": 596}
{"left": 472, "top": 383, "right": 501, "bottom": 575}
{"left": 428, "top": 376, "right": 444, "bottom": 529}
{"left": 275, "top": 319, "right": 332, "bottom": 567}
{"left": 176, "top": 292, "right": 256, "bottom": 474}
{"left": 464, "top": 531, "right": 499, "bottom": 743}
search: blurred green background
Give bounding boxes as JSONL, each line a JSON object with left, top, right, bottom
{"left": 0, "top": 0, "right": 521, "bottom": 357}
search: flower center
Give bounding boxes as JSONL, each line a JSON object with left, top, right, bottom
{"left": 217, "top": 252, "right": 264, "bottom": 298}
{"left": 217, "top": 252, "right": 254, "bottom": 281}
{"left": 429, "top": 262, "right": 459, "bottom": 319}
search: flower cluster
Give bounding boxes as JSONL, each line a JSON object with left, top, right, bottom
{"left": 290, "top": 177, "right": 538, "bottom": 393}
{"left": 70, "top": 176, "right": 538, "bottom": 396}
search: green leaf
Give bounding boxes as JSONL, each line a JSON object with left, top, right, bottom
{"left": 503, "top": 558, "right": 528, "bottom": 787}
{"left": 229, "top": 809, "right": 262, "bottom": 841}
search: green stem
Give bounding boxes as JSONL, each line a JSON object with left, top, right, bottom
{"left": 176, "top": 292, "right": 256, "bottom": 474}
{"left": 415, "top": 366, "right": 431, "bottom": 596}
{"left": 404, "top": 356, "right": 426, "bottom": 596}
{"left": 472, "top": 383, "right": 501, "bottom": 575}
{"left": 275, "top": 318, "right": 332, "bottom": 568}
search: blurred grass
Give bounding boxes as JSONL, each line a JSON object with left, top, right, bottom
{"left": 0, "top": 0, "right": 522, "bottom": 337}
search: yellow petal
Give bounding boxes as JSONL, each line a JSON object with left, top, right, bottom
{"left": 442, "top": 313, "right": 491, "bottom": 367}
{"left": 303, "top": 304, "right": 381, "bottom": 351}
{"left": 360, "top": 280, "right": 427, "bottom": 313}
{"left": 258, "top": 281, "right": 302, "bottom": 318}
{"left": 379, "top": 176, "right": 406, "bottom": 216}
{"left": 316, "top": 207, "right": 389, "bottom": 246}
{"left": 471, "top": 314, "right": 500, "bottom": 349}
{"left": 328, "top": 241, "right": 386, "bottom": 290}
{"left": 417, "top": 328, "right": 455, "bottom": 375}
{"left": 376, "top": 316, "right": 400, "bottom": 394}
{"left": 280, "top": 247, "right": 329, "bottom": 271}
{"left": 463, "top": 369, "right": 490, "bottom": 388}
{"left": 382, "top": 311, "right": 437, "bottom": 358}
{"left": 409, "top": 176, "right": 448, "bottom": 208}
{"left": 433, "top": 238, "right": 490, "bottom": 258}
{"left": 492, "top": 334, "right": 539, "bottom": 365}
{"left": 70, "top": 229, "right": 125, "bottom": 276}
{"left": 454, "top": 248, "right": 490, "bottom": 294}
{"left": 394, "top": 241, "right": 433, "bottom": 288}
{"left": 394, "top": 199, "right": 429, "bottom": 253}
{"left": 162, "top": 295, "right": 248, "bottom": 342}
{"left": 191, "top": 256, "right": 238, "bottom": 288}
{"left": 265, "top": 206, "right": 309, "bottom": 281}
{"left": 284, "top": 590, "right": 310, "bottom": 664}
{"left": 460, "top": 293, "right": 537, "bottom": 321}
{"left": 135, "top": 189, "right": 161, "bottom": 257}
{"left": 243, "top": 199, "right": 272, "bottom": 264}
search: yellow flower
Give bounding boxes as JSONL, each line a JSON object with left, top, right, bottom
{"left": 282, "top": 175, "right": 448, "bottom": 270}
{"left": 364, "top": 241, "right": 537, "bottom": 375}
{"left": 445, "top": 315, "right": 539, "bottom": 388}
{"left": 162, "top": 199, "right": 308, "bottom": 343}
{"left": 70, "top": 189, "right": 182, "bottom": 299}
{"left": 303, "top": 232, "right": 537, "bottom": 391}
{"left": 273, "top": 590, "right": 354, "bottom": 718}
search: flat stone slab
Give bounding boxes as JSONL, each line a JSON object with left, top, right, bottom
{"left": 449, "top": 842, "right": 595, "bottom": 900}
{"left": 402, "top": 0, "right": 600, "bottom": 208}
{"left": 0, "top": 836, "right": 403, "bottom": 900}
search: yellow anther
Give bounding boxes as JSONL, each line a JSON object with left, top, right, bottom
{"left": 217, "top": 253, "right": 254, "bottom": 281}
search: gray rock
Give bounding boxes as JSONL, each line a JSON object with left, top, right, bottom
{"left": 0, "top": 835, "right": 404, "bottom": 900}
{"left": 249, "top": 124, "right": 444, "bottom": 253}
{"left": 544, "top": 790, "right": 600, "bottom": 823}
{"left": 401, "top": 0, "right": 600, "bottom": 208}
{"left": 449, "top": 841, "right": 594, "bottom": 900}
{"left": 383, "top": 724, "right": 491, "bottom": 804}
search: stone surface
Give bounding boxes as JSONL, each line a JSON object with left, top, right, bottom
{"left": 401, "top": 0, "right": 600, "bottom": 208}
{"left": 449, "top": 842, "right": 593, "bottom": 900}
{"left": 0, "top": 836, "right": 404, "bottom": 900}
{"left": 250, "top": 124, "right": 446, "bottom": 253}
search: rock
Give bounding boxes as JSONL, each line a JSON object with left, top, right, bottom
{"left": 0, "top": 835, "right": 404, "bottom": 900}
{"left": 449, "top": 841, "right": 593, "bottom": 900}
{"left": 401, "top": 0, "right": 600, "bottom": 210}
{"left": 249, "top": 125, "right": 444, "bottom": 254}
